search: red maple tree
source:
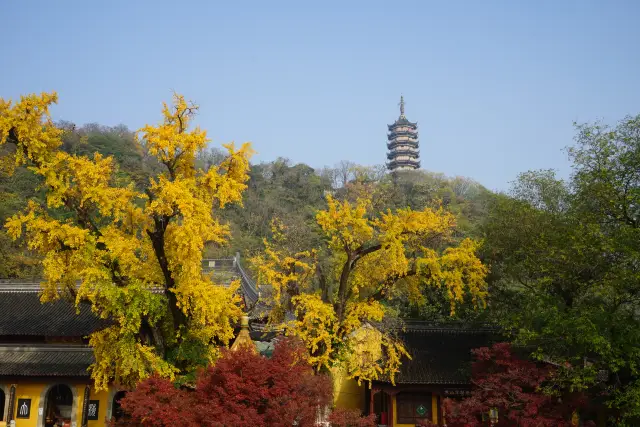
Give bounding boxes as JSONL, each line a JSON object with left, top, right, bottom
{"left": 443, "top": 343, "right": 583, "bottom": 427}
{"left": 114, "top": 337, "right": 375, "bottom": 427}
{"left": 327, "top": 408, "right": 377, "bottom": 427}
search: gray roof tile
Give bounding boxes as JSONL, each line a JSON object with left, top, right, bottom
{"left": 0, "top": 291, "right": 107, "bottom": 337}
{"left": 393, "top": 327, "right": 496, "bottom": 385}
{"left": 0, "top": 346, "right": 94, "bottom": 377}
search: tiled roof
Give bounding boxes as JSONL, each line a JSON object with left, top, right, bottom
{"left": 387, "top": 116, "right": 417, "bottom": 129}
{"left": 0, "top": 289, "right": 107, "bottom": 337}
{"left": 392, "top": 324, "right": 497, "bottom": 385}
{"left": 0, "top": 346, "right": 93, "bottom": 377}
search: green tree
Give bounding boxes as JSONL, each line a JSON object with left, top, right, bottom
{"left": 482, "top": 115, "right": 640, "bottom": 424}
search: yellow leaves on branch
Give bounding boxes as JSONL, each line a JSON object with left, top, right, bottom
{"left": 252, "top": 194, "right": 488, "bottom": 385}
{"left": 289, "top": 293, "right": 409, "bottom": 385}
{"left": 90, "top": 325, "right": 178, "bottom": 390}
{"left": 417, "top": 238, "right": 488, "bottom": 313}
{"left": 0, "top": 92, "right": 63, "bottom": 171}
{"left": 316, "top": 195, "right": 373, "bottom": 250}
{"left": 1, "top": 91, "right": 253, "bottom": 389}
{"left": 138, "top": 94, "right": 208, "bottom": 177}
{"left": 251, "top": 240, "right": 317, "bottom": 309}
{"left": 344, "top": 324, "right": 409, "bottom": 386}
{"left": 289, "top": 294, "right": 337, "bottom": 369}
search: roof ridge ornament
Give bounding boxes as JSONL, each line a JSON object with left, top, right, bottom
{"left": 399, "top": 95, "right": 405, "bottom": 117}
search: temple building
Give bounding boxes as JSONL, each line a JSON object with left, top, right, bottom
{"left": 0, "top": 279, "right": 116, "bottom": 427}
{"left": 364, "top": 322, "right": 495, "bottom": 426}
{"left": 0, "top": 256, "right": 260, "bottom": 427}
{"left": 0, "top": 257, "right": 496, "bottom": 427}
{"left": 387, "top": 96, "right": 421, "bottom": 172}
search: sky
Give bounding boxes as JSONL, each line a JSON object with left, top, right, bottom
{"left": 2, "top": 0, "right": 639, "bottom": 191}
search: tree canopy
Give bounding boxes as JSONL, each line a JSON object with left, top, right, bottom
{"left": 444, "top": 343, "right": 585, "bottom": 427}
{"left": 251, "top": 193, "right": 488, "bottom": 384}
{"left": 114, "top": 338, "right": 370, "bottom": 427}
{"left": 481, "top": 115, "right": 640, "bottom": 424}
{"left": 0, "top": 92, "right": 253, "bottom": 389}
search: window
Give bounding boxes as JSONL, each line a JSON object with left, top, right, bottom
{"left": 396, "top": 393, "right": 431, "bottom": 425}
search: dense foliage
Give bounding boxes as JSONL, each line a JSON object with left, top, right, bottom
{"left": 115, "top": 338, "right": 375, "bottom": 427}
{"left": 250, "top": 193, "right": 488, "bottom": 384}
{"left": 482, "top": 115, "right": 640, "bottom": 424}
{"left": 6, "top": 89, "right": 639, "bottom": 421}
{"left": 0, "top": 92, "right": 253, "bottom": 389}
{"left": 444, "top": 343, "right": 585, "bottom": 427}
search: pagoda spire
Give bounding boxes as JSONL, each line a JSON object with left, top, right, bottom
{"left": 386, "top": 96, "right": 420, "bottom": 172}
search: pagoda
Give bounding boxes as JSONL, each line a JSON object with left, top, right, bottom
{"left": 386, "top": 96, "right": 420, "bottom": 171}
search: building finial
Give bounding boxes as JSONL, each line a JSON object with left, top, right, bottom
{"left": 399, "top": 95, "right": 405, "bottom": 117}
{"left": 230, "top": 314, "right": 256, "bottom": 353}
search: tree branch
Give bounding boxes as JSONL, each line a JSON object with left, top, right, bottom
{"left": 147, "top": 214, "right": 186, "bottom": 333}
{"left": 369, "top": 268, "right": 417, "bottom": 301}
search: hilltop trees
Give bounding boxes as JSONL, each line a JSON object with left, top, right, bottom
{"left": 0, "top": 92, "right": 253, "bottom": 389}
{"left": 251, "top": 194, "right": 488, "bottom": 384}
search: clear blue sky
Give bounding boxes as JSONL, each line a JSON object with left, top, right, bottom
{"left": 2, "top": 0, "right": 639, "bottom": 191}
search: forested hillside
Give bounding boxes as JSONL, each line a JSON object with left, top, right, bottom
{"left": 0, "top": 123, "right": 161, "bottom": 277}
{"left": 0, "top": 122, "right": 492, "bottom": 322}
{"left": 4, "top": 96, "right": 640, "bottom": 422}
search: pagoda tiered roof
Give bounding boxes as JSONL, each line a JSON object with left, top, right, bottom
{"left": 388, "top": 129, "right": 418, "bottom": 139}
{"left": 387, "top": 116, "right": 417, "bottom": 130}
{"left": 387, "top": 158, "right": 421, "bottom": 170}
{"left": 387, "top": 139, "right": 419, "bottom": 150}
{"left": 386, "top": 96, "right": 421, "bottom": 172}
{"left": 387, "top": 151, "right": 418, "bottom": 161}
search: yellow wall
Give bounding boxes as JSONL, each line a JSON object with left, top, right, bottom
{"left": 86, "top": 387, "right": 110, "bottom": 427}
{"left": 11, "top": 383, "right": 41, "bottom": 427}
{"left": 331, "top": 368, "right": 364, "bottom": 410}
{"left": 2, "top": 382, "right": 112, "bottom": 427}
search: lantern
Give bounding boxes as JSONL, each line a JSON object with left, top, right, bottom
{"left": 489, "top": 408, "right": 498, "bottom": 425}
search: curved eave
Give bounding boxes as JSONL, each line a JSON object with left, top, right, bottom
{"left": 387, "top": 120, "right": 418, "bottom": 130}
{"left": 387, "top": 140, "right": 419, "bottom": 150}
{"left": 388, "top": 131, "right": 419, "bottom": 140}
{"left": 387, "top": 151, "right": 419, "bottom": 160}
{"left": 387, "top": 160, "right": 421, "bottom": 170}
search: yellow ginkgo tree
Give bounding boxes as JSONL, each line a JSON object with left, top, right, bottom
{"left": 0, "top": 92, "right": 253, "bottom": 389}
{"left": 251, "top": 195, "right": 488, "bottom": 384}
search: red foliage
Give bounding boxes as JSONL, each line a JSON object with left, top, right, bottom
{"left": 444, "top": 343, "right": 582, "bottom": 427}
{"left": 115, "top": 338, "right": 335, "bottom": 427}
{"left": 326, "top": 408, "right": 377, "bottom": 427}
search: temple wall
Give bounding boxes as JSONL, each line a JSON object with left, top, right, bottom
{"left": 331, "top": 368, "right": 364, "bottom": 411}
{"left": 1, "top": 381, "right": 113, "bottom": 427}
